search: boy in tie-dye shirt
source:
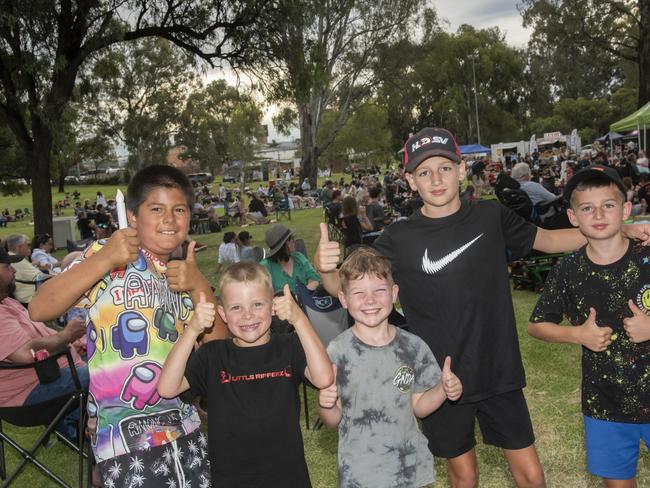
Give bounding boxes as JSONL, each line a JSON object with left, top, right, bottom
{"left": 29, "top": 165, "right": 225, "bottom": 488}
{"left": 529, "top": 166, "right": 650, "bottom": 487}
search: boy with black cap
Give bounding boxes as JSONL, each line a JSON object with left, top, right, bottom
{"left": 315, "top": 128, "right": 650, "bottom": 487}
{"left": 529, "top": 165, "right": 650, "bottom": 487}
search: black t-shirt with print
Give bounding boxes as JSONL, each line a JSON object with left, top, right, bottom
{"left": 374, "top": 200, "right": 537, "bottom": 404}
{"left": 530, "top": 240, "right": 650, "bottom": 422}
{"left": 184, "top": 333, "right": 311, "bottom": 487}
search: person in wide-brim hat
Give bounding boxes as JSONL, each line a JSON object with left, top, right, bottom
{"left": 260, "top": 224, "right": 320, "bottom": 294}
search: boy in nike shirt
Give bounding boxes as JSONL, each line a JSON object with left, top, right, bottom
{"left": 315, "top": 128, "right": 650, "bottom": 487}
{"left": 529, "top": 166, "right": 650, "bottom": 487}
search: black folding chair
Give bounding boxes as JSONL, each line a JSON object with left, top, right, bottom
{"left": 0, "top": 348, "right": 88, "bottom": 488}
{"left": 295, "top": 281, "right": 349, "bottom": 430}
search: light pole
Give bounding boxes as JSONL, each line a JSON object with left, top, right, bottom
{"left": 468, "top": 50, "right": 480, "bottom": 145}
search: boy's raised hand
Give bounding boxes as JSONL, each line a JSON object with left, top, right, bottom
{"left": 167, "top": 241, "right": 200, "bottom": 292}
{"left": 188, "top": 292, "right": 216, "bottom": 335}
{"left": 273, "top": 284, "right": 305, "bottom": 325}
{"left": 319, "top": 364, "right": 338, "bottom": 409}
{"left": 100, "top": 228, "right": 139, "bottom": 268}
{"left": 441, "top": 356, "right": 462, "bottom": 401}
{"left": 623, "top": 299, "right": 650, "bottom": 343}
{"left": 577, "top": 307, "right": 613, "bottom": 352}
{"left": 314, "top": 223, "right": 340, "bottom": 274}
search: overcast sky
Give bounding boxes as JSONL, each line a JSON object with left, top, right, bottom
{"left": 206, "top": 1, "right": 531, "bottom": 142}
{"left": 434, "top": 0, "right": 531, "bottom": 47}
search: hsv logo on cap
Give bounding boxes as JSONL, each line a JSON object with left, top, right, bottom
{"left": 403, "top": 128, "right": 461, "bottom": 172}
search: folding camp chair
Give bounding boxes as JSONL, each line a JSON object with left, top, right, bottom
{"left": 0, "top": 348, "right": 87, "bottom": 488}
{"left": 295, "top": 281, "right": 349, "bottom": 430}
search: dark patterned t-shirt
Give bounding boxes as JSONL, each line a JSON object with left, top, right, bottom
{"left": 327, "top": 326, "right": 440, "bottom": 488}
{"left": 530, "top": 240, "right": 650, "bottom": 422}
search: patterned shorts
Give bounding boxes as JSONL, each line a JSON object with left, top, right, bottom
{"left": 98, "top": 429, "right": 211, "bottom": 488}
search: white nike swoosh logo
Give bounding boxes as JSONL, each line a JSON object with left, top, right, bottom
{"left": 422, "top": 234, "right": 484, "bottom": 274}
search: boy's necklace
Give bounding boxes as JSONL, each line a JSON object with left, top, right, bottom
{"left": 140, "top": 247, "right": 167, "bottom": 273}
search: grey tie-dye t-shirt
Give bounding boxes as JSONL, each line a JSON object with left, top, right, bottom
{"left": 328, "top": 326, "right": 441, "bottom": 488}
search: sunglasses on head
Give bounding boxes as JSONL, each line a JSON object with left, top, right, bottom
{"left": 97, "top": 223, "right": 109, "bottom": 229}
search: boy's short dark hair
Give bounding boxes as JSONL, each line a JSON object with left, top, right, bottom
{"left": 219, "top": 262, "right": 273, "bottom": 299}
{"left": 126, "top": 165, "right": 194, "bottom": 215}
{"left": 223, "top": 231, "right": 236, "bottom": 244}
{"left": 369, "top": 186, "right": 381, "bottom": 199}
{"left": 340, "top": 247, "right": 393, "bottom": 292}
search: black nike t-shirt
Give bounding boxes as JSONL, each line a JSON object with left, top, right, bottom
{"left": 374, "top": 200, "right": 537, "bottom": 403}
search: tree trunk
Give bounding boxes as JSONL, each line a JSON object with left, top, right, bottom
{"left": 30, "top": 134, "right": 54, "bottom": 237}
{"left": 298, "top": 104, "right": 318, "bottom": 189}
{"left": 639, "top": 0, "right": 650, "bottom": 107}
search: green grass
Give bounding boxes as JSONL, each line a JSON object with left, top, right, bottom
{"left": 2, "top": 184, "right": 649, "bottom": 487}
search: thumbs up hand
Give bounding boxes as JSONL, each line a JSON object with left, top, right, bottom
{"left": 319, "top": 364, "right": 339, "bottom": 409}
{"left": 577, "top": 308, "right": 613, "bottom": 352}
{"left": 441, "top": 356, "right": 462, "bottom": 401}
{"left": 314, "top": 222, "right": 341, "bottom": 273}
{"left": 273, "top": 284, "right": 306, "bottom": 326}
{"left": 167, "top": 241, "right": 200, "bottom": 292}
{"left": 624, "top": 299, "right": 650, "bottom": 343}
{"left": 188, "top": 291, "right": 216, "bottom": 335}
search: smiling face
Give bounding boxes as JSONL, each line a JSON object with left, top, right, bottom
{"left": 567, "top": 182, "right": 631, "bottom": 241}
{"left": 339, "top": 273, "right": 398, "bottom": 330}
{"left": 404, "top": 156, "right": 466, "bottom": 218}
{"left": 128, "top": 187, "right": 190, "bottom": 262}
{"left": 218, "top": 280, "right": 273, "bottom": 347}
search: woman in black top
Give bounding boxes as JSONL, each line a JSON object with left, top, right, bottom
{"left": 340, "top": 196, "right": 372, "bottom": 250}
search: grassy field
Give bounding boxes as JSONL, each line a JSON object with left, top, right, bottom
{"left": 1, "top": 182, "right": 649, "bottom": 487}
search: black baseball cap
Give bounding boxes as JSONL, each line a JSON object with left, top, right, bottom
{"left": 403, "top": 128, "right": 461, "bottom": 172}
{"left": 0, "top": 247, "right": 22, "bottom": 265}
{"left": 563, "top": 165, "right": 627, "bottom": 203}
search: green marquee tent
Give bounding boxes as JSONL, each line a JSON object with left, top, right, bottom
{"left": 610, "top": 101, "right": 650, "bottom": 150}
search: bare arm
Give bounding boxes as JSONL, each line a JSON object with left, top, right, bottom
{"left": 313, "top": 223, "right": 342, "bottom": 297}
{"left": 157, "top": 329, "right": 194, "bottom": 398}
{"left": 317, "top": 363, "right": 342, "bottom": 428}
{"left": 528, "top": 308, "right": 613, "bottom": 352}
{"left": 158, "top": 292, "right": 215, "bottom": 398}
{"left": 7, "top": 317, "right": 86, "bottom": 364}
{"left": 411, "top": 356, "right": 462, "bottom": 418}
{"left": 166, "top": 242, "right": 228, "bottom": 342}
{"left": 533, "top": 227, "right": 586, "bottom": 254}
{"left": 318, "top": 396, "right": 342, "bottom": 428}
{"left": 273, "top": 284, "right": 334, "bottom": 389}
{"left": 29, "top": 229, "right": 139, "bottom": 321}
{"left": 411, "top": 383, "right": 447, "bottom": 418}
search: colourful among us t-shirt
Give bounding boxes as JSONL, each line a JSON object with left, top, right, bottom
{"left": 71, "top": 241, "right": 201, "bottom": 463}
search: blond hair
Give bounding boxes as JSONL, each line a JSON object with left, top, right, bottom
{"left": 219, "top": 262, "right": 274, "bottom": 299}
{"left": 339, "top": 247, "right": 393, "bottom": 292}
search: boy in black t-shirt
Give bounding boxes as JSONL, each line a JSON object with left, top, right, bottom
{"left": 315, "top": 128, "right": 650, "bottom": 488}
{"left": 529, "top": 166, "right": 650, "bottom": 487}
{"left": 158, "top": 262, "right": 333, "bottom": 487}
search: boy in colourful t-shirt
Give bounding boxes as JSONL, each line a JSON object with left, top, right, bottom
{"left": 30, "top": 165, "right": 224, "bottom": 487}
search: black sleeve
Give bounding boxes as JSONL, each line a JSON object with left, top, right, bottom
{"left": 290, "top": 333, "right": 308, "bottom": 386}
{"left": 183, "top": 341, "right": 213, "bottom": 400}
{"left": 529, "top": 263, "right": 566, "bottom": 324}
{"left": 500, "top": 203, "right": 538, "bottom": 260}
{"left": 373, "top": 224, "right": 396, "bottom": 266}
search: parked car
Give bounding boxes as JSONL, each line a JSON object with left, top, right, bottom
{"left": 64, "top": 175, "right": 80, "bottom": 184}
{"left": 187, "top": 172, "right": 214, "bottom": 184}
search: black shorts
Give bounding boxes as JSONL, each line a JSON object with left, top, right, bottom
{"left": 98, "top": 429, "right": 211, "bottom": 487}
{"left": 422, "top": 389, "right": 535, "bottom": 459}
